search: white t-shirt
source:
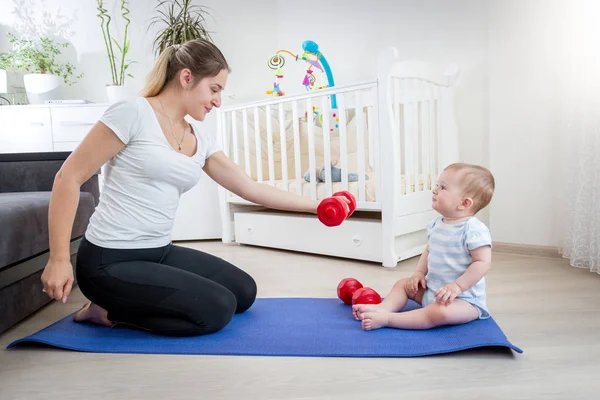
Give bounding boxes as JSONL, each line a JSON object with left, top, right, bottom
{"left": 84, "top": 97, "right": 221, "bottom": 249}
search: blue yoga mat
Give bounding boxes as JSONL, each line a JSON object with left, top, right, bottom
{"left": 7, "top": 298, "right": 522, "bottom": 357}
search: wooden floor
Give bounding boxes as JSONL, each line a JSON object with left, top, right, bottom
{"left": 0, "top": 241, "right": 599, "bottom": 399}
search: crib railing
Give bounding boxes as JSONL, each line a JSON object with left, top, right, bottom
{"left": 380, "top": 71, "right": 457, "bottom": 220}
{"left": 217, "top": 81, "right": 381, "bottom": 209}
{"left": 391, "top": 77, "right": 442, "bottom": 195}
{"left": 216, "top": 74, "right": 453, "bottom": 214}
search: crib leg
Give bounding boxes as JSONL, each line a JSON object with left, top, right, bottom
{"left": 381, "top": 227, "right": 398, "bottom": 267}
{"left": 382, "top": 242, "right": 398, "bottom": 268}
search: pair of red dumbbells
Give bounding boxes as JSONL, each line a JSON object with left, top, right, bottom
{"left": 337, "top": 277, "right": 382, "bottom": 305}
{"left": 317, "top": 191, "right": 357, "bottom": 227}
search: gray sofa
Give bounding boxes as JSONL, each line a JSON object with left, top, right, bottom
{"left": 0, "top": 152, "right": 99, "bottom": 334}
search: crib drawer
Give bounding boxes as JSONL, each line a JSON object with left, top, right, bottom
{"left": 234, "top": 211, "right": 383, "bottom": 263}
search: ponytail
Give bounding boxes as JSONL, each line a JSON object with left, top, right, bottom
{"left": 140, "top": 40, "right": 230, "bottom": 98}
{"left": 140, "top": 46, "right": 176, "bottom": 97}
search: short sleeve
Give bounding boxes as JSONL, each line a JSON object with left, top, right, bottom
{"left": 203, "top": 134, "right": 222, "bottom": 160}
{"left": 464, "top": 218, "right": 492, "bottom": 251}
{"left": 99, "top": 100, "right": 140, "bottom": 145}
{"left": 189, "top": 120, "right": 223, "bottom": 161}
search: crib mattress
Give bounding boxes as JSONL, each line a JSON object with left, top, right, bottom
{"left": 255, "top": 173, "right": 431, "bottom": 203}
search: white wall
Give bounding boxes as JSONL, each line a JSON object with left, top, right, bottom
{"left": 274, "top": 0, "right": 491, "bottom": 171}
{"left": 11, "top": 0, "right": 568, "bottom": 245}
{"left": 488, "top": 0, "right": 571, "bottom": 246}
{"left": 1, "top": 0, "right": 490, "bottom": 163}
{"left": 0, "top": 0, "right": 277, "bottom": 103}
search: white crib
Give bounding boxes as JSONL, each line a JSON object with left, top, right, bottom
{"left": 215, "top": 47, "right": 460, "bottom": 267}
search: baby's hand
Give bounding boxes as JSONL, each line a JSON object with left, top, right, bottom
{"left": 405, "top": 272, "right": 426, "bottom": 296}
{"left": 435, "top": 282, "right": 462, "bottom": 305}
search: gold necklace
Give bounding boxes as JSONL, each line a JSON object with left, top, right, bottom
{"left": 158, "top": 98, "right": 185, "bottom": 151}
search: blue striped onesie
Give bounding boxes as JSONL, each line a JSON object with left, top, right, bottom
{"left": 421, "top": 215, "right": 492, "bottom": 319}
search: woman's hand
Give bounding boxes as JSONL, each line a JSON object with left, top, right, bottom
{"left": 41, "top": 259, "right": 74, "bottom": 303}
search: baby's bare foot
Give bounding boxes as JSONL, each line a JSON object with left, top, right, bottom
{"left": 360, "top": 312, "right": 390, "bottom": 331}
{"left": 73, "top": 302, "right": 112, "bottom": 327}
{"left": 352, "top": 303, "right": 384, "bottom": 320}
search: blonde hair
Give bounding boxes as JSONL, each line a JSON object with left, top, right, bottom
{"left": 141, "top": 39, "right": 230, "bottom": 97}
{"left": 445, "top": 163, "right": 495, "bottom": 213}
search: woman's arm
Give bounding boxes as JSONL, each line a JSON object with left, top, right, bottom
{"left": 203, "top": 151, "right": 322, "bottom": 213}
{"left": 49, "top": 122, "right": 126, "bottom": 261}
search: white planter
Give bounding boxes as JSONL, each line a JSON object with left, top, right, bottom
{"left": 106, "top": 85, "right": 130, "bottom": 104}
{"left": 23, "top": 73, "right": 62, "bottom": 104}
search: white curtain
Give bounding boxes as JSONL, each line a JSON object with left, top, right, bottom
{"left": 559, "top": 0, "right": 600, "bottom": 274}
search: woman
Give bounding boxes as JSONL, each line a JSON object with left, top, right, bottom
{"left": 41, "top": 39, "right": 344, "bottom": 336}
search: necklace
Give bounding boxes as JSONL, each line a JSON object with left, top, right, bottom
{"left": 157, "top": 98, "right": 185, "bottom": 151}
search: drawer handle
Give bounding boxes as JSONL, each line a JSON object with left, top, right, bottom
{"left": 29, "top": 122, "right": 44, "bottom": 126}
{"left": 352, "top": 235, "right": 362, "bottom": 246}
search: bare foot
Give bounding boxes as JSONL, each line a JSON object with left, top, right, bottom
{"left": 73, "top": 302, "right": 112, "bottom": 327}
{"left": 360, "top": 312, "right": 391, "bottom": 331}
{"left": 352, "top": 304, "right": 385, "bottom": 320}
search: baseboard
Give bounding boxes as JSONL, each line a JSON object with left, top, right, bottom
{"left": 492, "top": 242, "right": 561, "bottom": 258}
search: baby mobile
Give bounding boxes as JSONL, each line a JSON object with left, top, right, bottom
{"left": 266, "top": 40, "right": 339, "bottom": 130}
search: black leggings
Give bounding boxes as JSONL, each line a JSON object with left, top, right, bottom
{"left": 75, "top": 236, "right": 257, "bottom": 336}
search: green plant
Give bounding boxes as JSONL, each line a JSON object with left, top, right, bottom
{"left": 0, "top": 32, "right": 82, "bottom": 85}
{"left": 96, "top": 0, "right": 134, "bottom": 86}
{"left": 149, "top": 0, "right": 213, "bottom": 57}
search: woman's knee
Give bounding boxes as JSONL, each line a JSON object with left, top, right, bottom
{"left": 193, "top": 288, "right": 238, "bottom": 334}
{"left": 234, "top": 272, "right": 257, "bottom": 314}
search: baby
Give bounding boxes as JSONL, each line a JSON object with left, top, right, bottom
{"left": 353, "top": 162, "right": 495, "bottom": 330}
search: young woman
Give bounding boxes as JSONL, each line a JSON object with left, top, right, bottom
{"left": 41, "top": 39, "right": 346, "bottom": 336}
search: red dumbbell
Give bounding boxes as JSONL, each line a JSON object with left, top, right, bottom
{"left": 337, "top": 277, "right": 363, "bottom": 305}
{"left": 317, "top": 191, "right": 357, "bottom": 227}
{"left": 351, "top": 287, "right": 382, "bottom": 305}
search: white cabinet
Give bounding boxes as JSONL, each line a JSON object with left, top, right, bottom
{"left": 0, "top": 103, "right": 223, "bottom": 240}
{"left": 0, "top": 107, "right": 53, "bottom": 153}
{"left": 0, "top": 103, "right": 105, "bottom": 153}
{"left": 51, "top": 105, "right": 106, "bottom": 150}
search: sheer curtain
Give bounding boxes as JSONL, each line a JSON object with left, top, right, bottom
{"left": 559, "top": 0, "right": 600, "bottom": 274}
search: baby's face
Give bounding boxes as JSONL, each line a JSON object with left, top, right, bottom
{"left": 432, "top": 169, "right": 467, "bottom": 216}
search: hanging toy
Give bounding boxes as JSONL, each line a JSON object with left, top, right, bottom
{"left": 266, "top": 54, "right": 286, "bottom": 96}
{"left": 264, "top": 41, "right": 337, "bottom": 109}
{"left": 303, "top": 68, "right": 316, "bottom": 90}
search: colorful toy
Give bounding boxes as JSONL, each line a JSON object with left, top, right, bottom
{"left": 266, "top": 40, "right": 337, "bottom": 109}
{"left": 266, "top": 55, "right": 285, "bottom": 96}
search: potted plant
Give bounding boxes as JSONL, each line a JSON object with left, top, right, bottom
{"left": 0, "top": 32, "right": 82, "bottom": 104}
{"left": 96, "top": 0, "right": 134, "bottom": 103}
{"left": 149, "top": 0, "right": 213, "bottom": 57}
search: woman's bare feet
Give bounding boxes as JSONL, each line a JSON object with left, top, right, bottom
{"left": 352, "top": 303, "right": 385, "bottom": 320}
{"left": 73, "top": 302, "right": 112, "bottom": 327}
{"left": 360, "top": 312, "right": 391, "bottom": 331}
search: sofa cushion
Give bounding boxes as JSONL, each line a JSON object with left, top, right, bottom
{"left": 0, "top": 191, "right": 96, "bottom": 270}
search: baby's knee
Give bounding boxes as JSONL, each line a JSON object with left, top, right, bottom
{"left": 393, "top": 277, "right": 410, "bottom": 290}
{"left": 424, "top": 303, "right": 453, "bottom": 326}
